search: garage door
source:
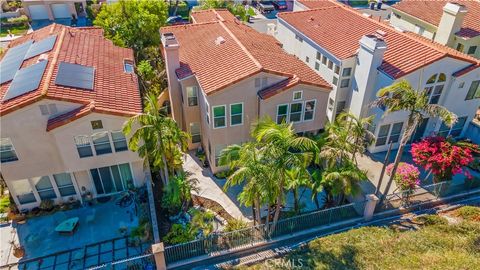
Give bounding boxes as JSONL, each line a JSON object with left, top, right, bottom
{"left": 28, "top": 5, "right": 49, "bottom": 20}
{"left": 51, "top": 4, "right": 71, "bottom": 19}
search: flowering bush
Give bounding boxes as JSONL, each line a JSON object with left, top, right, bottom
{"left": 411, "top": 136, "right": 478, "bottom": 182}
{"left": 386, "top": 162, "right": 420, "bottom": 191}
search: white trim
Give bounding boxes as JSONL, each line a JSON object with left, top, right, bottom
{"left": 230, "top": 102, "right": 244, "bottom": 126}
{"left": 303, "top": 99, "right": 316, "bottom": 122}
{"left": 289, "top": 101, "right": 304, "bottom": 123}
{"left": 0, "top": 137, "right": 19, "bottom": 163}
{"left": 292, "top": 91, "right": 303, "bottom": 101}
{"left": 212, "top": 105, "right": 227, "bottom": 129}
{"left": 276, "top": 103, "right": 289, "bottom": 124}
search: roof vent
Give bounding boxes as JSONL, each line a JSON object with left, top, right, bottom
{"left": 375, "top": 30, "right": 387, "bottom": 38}
{"left": 37, "top": 53, "right": 49, "bottom": 62}
{"left": 215, "top": 36, "right": 226, "bottom": 45}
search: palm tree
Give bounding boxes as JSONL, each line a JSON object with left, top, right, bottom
{"left": 162, "top": 171, "right": 199, "bottom": 213}
{"left": 252, "top": 117, "right": 317, "bottom": 234}
{"left": 336, "top": 112, "right": 375, "bottom": 163}
{"left": 317, "top": 118, "right": 351, "bottom": 168}
{"left": 123, "top": 93, "right": 189, "bottom": 185}
{"left": 219, "top": 142, "right": 269, "bottom": 226}
{"left": 285, "top": 166, "right": 311, "bottom": 214}
{"left": 372, "top": 80, "right": 457, "bottom": 195}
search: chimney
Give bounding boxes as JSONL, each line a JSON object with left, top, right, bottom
{"left": 434, "top": 3, "right": 467, "bottom": 46}
{"left": 161, "top": 32, "right": 184, "bottom": 126}
{"left": 350, "top": 33, "right": 387, "bottom": 118}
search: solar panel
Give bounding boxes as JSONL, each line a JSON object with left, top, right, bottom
{"left": 2, "top": 60, "right": 48, "bottom": 102}
{"left": 24, "top": 35, "right": 57, "bottom": 60}
{"left": 55, "top": 62, "right": 95, "bottom": 90}
{"left": 0, "top": 40, "right": 33, "bottom": 84}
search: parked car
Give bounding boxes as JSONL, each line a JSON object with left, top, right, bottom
{"left": 272, "top": 0, "right": 288, "bottom": 10}
{"left": 258, "top": 1, "right": 275, "bottom": 13}
{"left": 166, "top": 16, "right": 187, "bottom": 25}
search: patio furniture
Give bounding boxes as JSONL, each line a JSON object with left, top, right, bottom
{"left": 55, "top": 217, "right": 79, "bottom": 235}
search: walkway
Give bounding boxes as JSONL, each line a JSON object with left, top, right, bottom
{"left": 184, "top": 153, "right": 249, "bottom": 222}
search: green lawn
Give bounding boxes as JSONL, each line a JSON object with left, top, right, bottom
{"left": 0, "top": 24, "right": 29, "bottom": 37}
{"left": 245, "top": 206, "right": 480, "bottom": 270}
{"left": 0, "top": 195, "right": 9, "bottom": 214}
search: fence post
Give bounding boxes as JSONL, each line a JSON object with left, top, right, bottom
{"left": 363, "top": 194, "right": 379, "bottom": 221}
{"left": 152, "top": 243, "right": 167, "bottom": 270}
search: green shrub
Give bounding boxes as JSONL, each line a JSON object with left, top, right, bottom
{"left": 163, "top": 224, "right": 196, "bottom": 245}
{"left": 0, "top": 196, "right": 10, "bottom": 214}
{"left": 415, "top": 214, "right": 448, "bottom": 225}
{"left": 456, "top": 206, "right": 480, "bottom": 221}
{"left": 39, "top": 199, "right": 54, "bottom": 211}
{"left": 224, "top": 218, "right": 248, "bottom": 232}
{"left": 7, "top": 15, "right": 28, "bottom": 24}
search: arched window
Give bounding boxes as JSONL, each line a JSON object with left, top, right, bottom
{"left": 424, "top": 73, "right": 446, "bottom": 104}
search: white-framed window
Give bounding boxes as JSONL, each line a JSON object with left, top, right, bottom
{"left": 438, "top": 116, "right": 468, "bottom": 138}
{"left": 32, "top": 176, "right": 57, "bottom": 200}
{"left": 186, "top": 86, "right": 198, "bottom": 106}
{"left": 212, "top": 105, "right": 226, "bottom": 128}
{"left": 328, "top": 60, "right": 333, "bottom": 70}
{"left": 230, "top": 103, "right": 243, "bottom": 126}
{"left": 276, "top": 104, "right": 288, "bottom": 124}
{"left": 315, "top": 62, "right": 320, "bottom": 70}
{"left": 39, "top": 104, "right": 58, "bottom": 116}
{"left": 424, "top": 73, "right": 446, "bottom": 104}
{"left": 375, "top": 122, "right": 403, "bottom": 146}
{"left": 190, "top": 122, "right": 201, "bottom": 143}
{"left": 316, "top": 52, "right": 321, "bottom": 60}
{"left": 124, "top": 60, "right": 134, "bottom": 73}
{"left": 322, "top": 55, "right": 327, "bottom": 65}
{"left": 53, "top": 173, "right": 77, "bottom": 197}
{"left": 111, "top": 131, "right": 128, "bottom": 152}
{"left": 289, "top": 102, "right": 303, "bottom": 122}
{"left": 90, "top": 163, "right": 133, "bottom": 195}
{"left": 466, "top": 80, "right": 480, "bottom": 100}
{"left": 334, "top": 65, "right": 340, "bottom": 75}
{"left": 0, "top": 138, "right": 18, "bottom": 163}
{"left": 293, "top": 91, "right": 303, "bottom": 101}
{"left": 304, "top": 100, "right": 316, "bottom": 121}
{"left": 342, "top": 67, "right": 352, "bottom": 77}
{"left": 92, "top": 132, "right": 112, "bottom": 155}
{"left": 332, "top": 77, "right": 338, "bottom": 86}
{"left": 74, "top": 135, "right": 93, "bottom": 158}
{"left": 11, "top": 179, "right": 36, "bottom": 204}
{"left": 340, "top": 78, "right": 350, "bottom": 88}
{"left": 328, "top": 98, "right": 334, "bottom": 111}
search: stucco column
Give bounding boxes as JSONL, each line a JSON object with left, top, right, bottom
{"left": 152, "top": 243, "right": 167, "bottom": 270}
{"left": 363, "top": 194, "right": 379, "bottom": 221}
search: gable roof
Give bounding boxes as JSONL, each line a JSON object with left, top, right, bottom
{"left": 392, "top": 0, "right": 480, "bottom": 39}
{"left": 190, "top": 9, "right": 237, "bottom": 23}
{"left": 0, "top": 24, "right": 142, "bottom": 118}
{"left": 278, "top": 4, "right": 478, "bottom": 79}
{"left": 160, "top": 12, "right": 331, "bottom": 97}
{"left": 296, "top": 0, "right": 340, "bottom": 9}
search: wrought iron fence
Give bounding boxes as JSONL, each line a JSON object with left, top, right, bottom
{"left": 164, "top": 201, "right": 364, "bottom": 265}
{"left": 87, "top": 253, "right": 156, "bottom": 270}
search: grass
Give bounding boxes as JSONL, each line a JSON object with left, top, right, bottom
{"left": 245, "top": 206, "right": 480, "bottom": 270}
{"left": 0, "top": 24, "right": 29, "bottom": 37}
{"left": 0, "top": 195, "right": 10, "bottom": 213}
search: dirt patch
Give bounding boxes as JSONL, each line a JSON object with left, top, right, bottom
{"left": 192, "top": 195, "right": 234, "bottom": 221}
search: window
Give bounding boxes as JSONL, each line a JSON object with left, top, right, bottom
{"left": 439, "top": 116, "right": 468, "bottom": 137}
{"left": 375, "top": 122, "right": 403, "bottom": 146}
{"left": 316, "top": 52, "right": 321, "bottom": 60}
{"left": 111, "top": 131, "right": 128, "bottom": 152}
{"left": 340, "top": 78, "right": 350, "bottom": 88}
{"left": 332, "top": 77, "right": 338, "bottom": 86}
{"left": 213, "top": 105, "right": 226, "bottom": 128}
{"left": 230, "top": 103, "right": 243, "bottom": 126}
{"left": 328, "top": 98, "right": 334, "bottom": 111}
{"left": 456, "top": 43, "right": 465, "bottom": 52}
{"left": 124, "top": 60, "right": 134, "bottom": 73}
{"left": 375, "top": 124, "right": 390, "bottom": 146}
{"left": 92, "top": 132, "right": 112, "bottom": 155}
{"left": 389, "top": 122, "right": 403, "bottom": 143}
{"left": 322, "top": 55, "right": 327, "bottom": 65}
{"left": 327, "top": 60, "right": 333, "bottom": 70}
{"left": 295, "top": 34, "right": 303, "bottom": 42}
{"left": 53, "top": 173, "right": 76, "bottom": 197}
{"left": 0, "top": 138, "right": 18, "bottom": 163}
{"left": 468, "top": 46, "right": 477, "bottom": 55}
{"left": 334, "top": 65, "right": 340, "bottom": 75}
{"left": 424, "top": 73, "right": 446, "bottom": 104}
{"left": 336, "top": 101, "right": 346, "bottom": 116}
{"left": 74, "top": 135, "right": 93, "bottom": 158}
{"left": 39, "top": 104, "right": 58, "bottom": 115}
{"left": 315, "top": 62, "right": 320, "bottom": 71}
{"left": 305, "top": 56, "right": 310, "bottom": 63}
{"left": 290, "top": 102, "right": 303, "bottom": 122}
{"left": 466, "top": 80, "right": 480, "bottom": 100}
{"left": 32, "top": 176, "right": 57, "bottom": 200}
{"left": 293, "top": 91, "right": 302, "bottom": 101}
{"left": 304, "top": 100, "right": 315, "bottom": 121}
{"left": 91, "top": 120, "right": 103, "bottom": 130}
{"left": 190, "top": 122, "right": 201, "bottom": 143}
{"left": 186, "top": 86, "right": 198, "bottom": 106}
{"left": 277, "top": 104, "right": 288, "bottom": 124}
{"left": 11, "top": 179, "right": 36, "bottom": 204}
{"left": 90, "top": 163, "right": 132, "bottom": 194}
{"left": 342, "top": 68, "right": 352, "bottom": 77}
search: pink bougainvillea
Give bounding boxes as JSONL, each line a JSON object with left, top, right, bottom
{"left": 387, "top": 162, "right": 420, "bottom": 191}
{"left": 411, "top": 136, "right": 478, "bottom": 182}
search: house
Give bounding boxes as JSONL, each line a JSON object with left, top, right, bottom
{"left": 21, "top": 0, "right": 86, "bottom": 21}
{"left": 389, "top": 0, "right": 480, "bottom": 59}
{"left": 160, "top": 9, "right": 332, "bottom": 173}
{"left": 0, "top": 24, "right": 146, "bottom": 210}
{"left": 275, "top": 2, "right": 480, "bottom": 153}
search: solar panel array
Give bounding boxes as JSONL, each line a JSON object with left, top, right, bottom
{"left": 2, "top": 60, "right": 48, "bottom": 102}
{"left": 55, "top": 62, "right": 95, "bottom": 90}
{"left": 0, "top": 40, "right": 33, "bottom": 84}
{"left": 24, "top": 35, "right": 57, "bottom": 60}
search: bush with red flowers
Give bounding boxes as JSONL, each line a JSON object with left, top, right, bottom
{"left": 411, "top": 136, "right": 479, "bottom": 182}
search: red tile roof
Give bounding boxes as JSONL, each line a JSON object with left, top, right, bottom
{"left": 0, "top": 24, "right": 142, "bottom": 120}
{"left": 160, "top": 12, "right": 331, "bottom": 96}
{"left": 392, "top": 0, "right": 480, "bottom": 38}
{"left": 278, "top": 5, "right": 478, "bottom": 79}
{"left": 296, "top": 0, "right": 341, "bottom": 9}
{"left": 190, "top": 9, "right": 237, "bottom": 23}
{"left": 47, "top": 101, "right": 94, "bottom": 131}
{"left": 258, "top": 76, "right": 301, "bottom": 99}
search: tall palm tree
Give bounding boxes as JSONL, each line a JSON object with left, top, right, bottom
{"left": 285, "top": 166, "right": 311, "bottom": 214}
{"left": 252, "top": 117, "right": 317, "bottom": 234}
{"left": 219, "top": 142, "right": 270, "bottom": 226}
{"left": 372, "top": 80, "right": 457, "bottom": 195}
{"left": 336, "top": 112, "right": 375, "bottom": 163}
{"left": 123, "top": 93, "right": 189, "bottom": 185}
{"left": 317, "top": 118, "right": 351, "bottom": 168}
